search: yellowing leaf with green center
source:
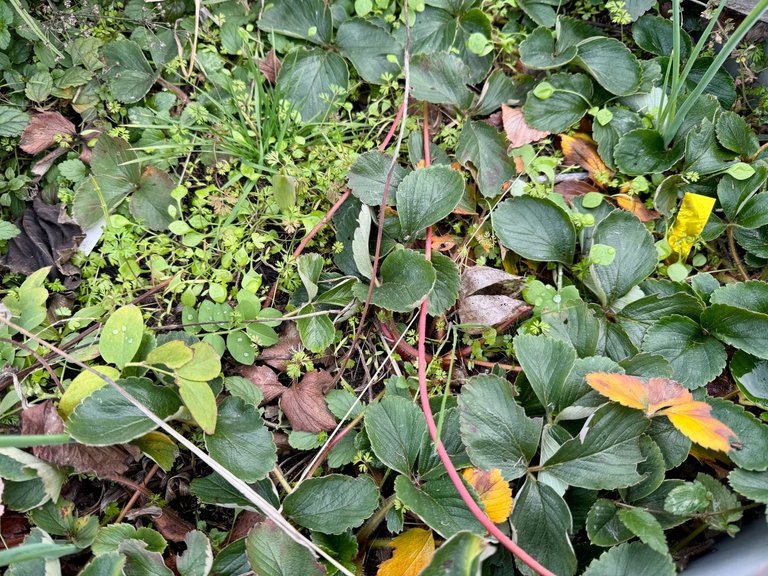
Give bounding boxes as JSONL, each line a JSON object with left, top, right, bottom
{"left": 100, "top": 305, "right": 144, "bottom": 369}
{"left": 462, "top": 467, "right": 513, "bottom": 523}
{"left": 377, "top": 528, "right": 435, "bottom": 576}
{"left": 59, "top": 366, "right": 120, "bottom": 418}
{"left": 145, "top": 341, "right": 194, "bottom": 369}
{"left": 176, "top": 342, "right": 221, "bottom": 381}
{"left": 667, "top": 192, "right": 715, "bottom": 260}
{"left": 177, "top": 377, "right": 217, "bottom": 434}
{"left": 585, "top": 373, "right": 737, "bottom": 452}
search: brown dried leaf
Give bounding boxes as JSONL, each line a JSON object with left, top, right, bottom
{"left": 0, "top": 197, "right": 83, "bottom": 283}
{"left": 0, "top": 511, "right": 29, "bottom": 547}
{"left": 238, "top": 365, "right": 286, "bottom": 404}
{"left": 258, "top": 49, "right": 281, "bottom": 83}
{"left": 31, "top": 148, "right": 67, "bottom": 177}
{"left": 22, "top": 401, "right": 140, "bottom": 476}
{"left": 560, "top": 133, "right": 612, "bottom": 185}
{"left": 501, "top": 105, "right": 550, "bottom": 149}
{"left": 228, "top": 511, "right": 263, "bottom": 544}
{"left": 260, "top": 322, "right": 301, "bottom": 372}
{"left": 554, "top": 179, "right": 597, "bottom": 205}
{"left": 130, "top": 506, "right": 195, "bottom": 543}
{"left": 19, "top": 112, "right": 76, "bottom": 155}
{"left": 614, "top": 195, "right": 661, "bottom": 222}
{"left": 280, "top": 370, "right": 337, "bottom": 433}
{"left": 458, "top": 266, "right": 527, "bottom": 334}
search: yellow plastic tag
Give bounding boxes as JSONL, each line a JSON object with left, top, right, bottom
{"left": 667, "top": 192, "right": 716, "bottom": 261}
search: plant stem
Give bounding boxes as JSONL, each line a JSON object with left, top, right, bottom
{"left": 356, "top": 494, "right": 397, "bottom": 548}
{"left": 0, "top": 434, "right": 72, "bottom": 448}
{"left": 727, "top": 224, "right": 749, "bottom": 281}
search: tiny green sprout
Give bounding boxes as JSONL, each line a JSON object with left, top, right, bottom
{"left": 467, "top": 33, "right": 494, "bottom": 56}
{"left": 533, "top": 82, "right": 555, "bottom": 100}
{"left": 692, "top": 253, "right": 708, "bottom": 267}
{"left": 667, "top": 262, "right": 690, "bottom": 282}
{"left": 590, "top": 243, "right": 616, "bottom": 266}
{"left": 307, "top": 26, "right": 318, "bottom": 37}
{"left": 655, "top": 239, "right": 673, "bottom": 260}
{"left": 582, "top": 191, "right": 604, "bottom": 208}
{"left": 595, "top": 108, "right": 614, "bottom": 126}
{"left": 684, "top": 171, "right": 700, "bottom": 182}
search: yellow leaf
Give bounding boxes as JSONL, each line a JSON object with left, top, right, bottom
{"left": 59, "top": 366, "right": 121, "bottom": 419}
{"left": 560, "top": 133, "right": 611, "bottom": 186}
{"left": 377, "top": 528, "right": 435, "bottom": 576}
{"left": 667, "top": 192, "right": 715, "bottom": 260}
{"left": 462, "top": 467, "right": 513, "bottom": 523}
{"left": 585, "top": 373, "right": 737, "bottom": 452}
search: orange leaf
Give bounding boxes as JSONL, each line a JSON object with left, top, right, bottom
{"left": 614, "top": 195, "right": 660, "bottom": 222}
{"left": 554, "top": 180, "right": 597, "bottom": 205}
{"left": 584, "top": 372, "right": 648, "bottom": 411}
{"left": 560, "top": 134, "right": 612, "bottom": 186}
{"left": 502, "top": 105, "right": 550, "bottom": 149}
{"left": 462, "top": 467, "right": 513, "bottom": 523}
{"left": 431, "top": 234, "right": 457, "bottom": 252}
{"left": 585, "top": 373, "right": 737, "bottom": 452}
{"left": 377, "top": 528, "right": 435, "bottom": 576}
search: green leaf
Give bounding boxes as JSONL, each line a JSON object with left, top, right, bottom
{"left": 73, "top": 135, "right": 141, "bottom": 229}
{"left": 211, "top": 540, "right": 248, "bottom": 576}
{"left": 394, "top": 475, "right": 485, "bottom": 538}
{"left": 257, "top": 0, "right": 332, "bottom": 45}
{"left": 0, "top": 220, "right": 20, "bottom": 240}
{"left": 632, "top": 15, "right": 691, "bottom": 57}
{"left": 297, "top": 254, "right": 323, "bottom": 302}
{"left": 102, "top": 40, "right": 158, "bottom": 103}
{"left": 583, "top": 541, "right": 675, "bottom": 576}
{"left": 364, "top": 395, "right": 425, "bottom": 477}
{"left": 204, "top": 397, "right": 276, "bottom": 482}
{"left": 176, "top": 342, "right": 221, "bottom": 381}
{"left": 455, "top": 120, "right": 516, "bottom": 198}
{"left": 176, "top": 531, "right": 212, "bottom": 576}
{"left": 226, "top": 330, "right": 255, "bottom": 365}
{"left": 190, "top": 473, "right": 278, "bottom": 512}
{"left": 78, "top": 552, "right": 126, "bottom": 576}
{"left": 683, "top": 119, "right": 736, "bottom": 176}
{"left": 0, "top": 449, "right": 66, "bottom": 512}
{"left": 728, "top": 468, "right": 768, "bottom": 504}
{"left": 336, "top": 19, "right": 402, "bottom": 84}
{"left": 351, "top": 249, "right": 435, "bottom": 312}
{"left": 100, "top": 305, "right": 144, "bottom": 369}
{"left": 716, "top": 111, "right": 759, "bottom": 158}
{"left": 131, "top": 167, "right": 175, "bottom": 231}
{"left": 708, "top": 397, "right": 768, "bottom": 471}
{"left": 518, "top": 26, "right": 577, "bottom": 69}
{"left": 120, "top": 539, "right": 174, "bottom": 575}
{"left": 25, "top": 71, "right": 53, "bottom": 103}
{"left": 523, "top": 73, "right": 593, "bottom": 133}
{"left": 686, "top": 57, "right": 736, "bottom": 109}
{"left": 276, "top": 48, "right": 349, "bottom": 122}
{"left": 246, "top": 519, "right": 326, "bottom": 576}
{"left": 646, "top": 419, "right": 691, "bottom": 471}
{"left": 131, "top": 432, "right": 178, "bottom": 472}
{"left": 586, "top": 499, "right": 634, "bottom": 546}
{"left": 730, "top": 350, "right": 768, "bottom": 408}
{"left": 177, "top": 378, "right": 217, "bottom": 435}
{"left": 593, "top": 109, "right": 644, "bottom": 171}
{"left": 585, "top": 210, "right": 657, "bottom": 306}
{"left": 613, "top": 129, "right": 685, "bottom": 176}
{"left": 352, "top": 205, "right": 373, "bottom": 279}
{"left": 541, "top": 404, "right": 649, "bottom": 489}
{"left": 663, "top": 480, "right": 710, "bottom": 515}
{"left": 347, "top": 151, "right": 409, "bottom": 206}
{"left": 510, "top": 477, "right": 576, "bottom": 576}
{"left": 146, "top": 341, "right": 193, "bottom": 369}
{"left": 427, "top": 253, "right": 460, "bottom": 316}
{"left": 696, "top": 472, "right": 742, "bottom": 531}
{"left": 272, "top": 171, "right": 297, "bottom": 211}
{"left": 410, "top": 52, "right": 473, "bottom": 109}
{"left": 458, "top": 374, "right": 542, "bottom": 481}
{"left": 397, "top": 165, "right": 464, "bottom": 241}
{"left": 701, "top": 304, "right": 768, "bottom": 360}
{"left": 514, "top": 334, "right": 577, "bottom": 415}
{"left": 296, "top": 306, "right": 335, "bottom": 354}
{"left": 0, "top": 106, "right": 29, "bottom": 137}
{"left": 419, "top": 532, "right": 488, "bottom": 576}
{"left": 574, "top": 37, "right": 642, "bottom": 96}
{"left": 283, "top": 475, "right": 379, "bottom": 534}
{"left": 617, "top": 508, "right": 667, "bottom": 554}
{"left": 619, "top": 435, "right": 666, "bottom": 502}
{"left": 641, "top": 315, "right": 726, "bottom": 389}
{"left": 66, "top": 377, "right": 181, "bottom": 445}
{"left": 493, "top": 196, "right": 576, "bottom": 264}
{"left": 615, "top": 292, "right": 704, "bottom": 349}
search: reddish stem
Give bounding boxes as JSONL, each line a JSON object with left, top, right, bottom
{"left": 293, "top": 189, "right": 352, "bottom": 259}
{"left": 416, "top": 119, "right": 553, "bottom": 576}
{"left": 378, "top": 99, "right": 406, "bottom": 153}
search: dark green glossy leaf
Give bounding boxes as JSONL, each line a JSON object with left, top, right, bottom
{"left": 632, "top": 15, "right": 691, "bottom": 57}
{"left": 246, "top": 519, "right": 326, "bottom": 576}
{"left": 458, "top": 374, "right": 543, "bottom": 480}
{"left": 131, "top": 167, "right": 174, "bottom": 231}
{"left": 701, "top": 304, "right": 768, "bottom": 360}
{"left": 716, "top": 110, "right": 759, "bottom": 157}
{"left": 410, "top": 52, "right": 474, "bottom": 109}
{"left": 592, "top": 108, "right": 644, "bottom": 171}
{"left": 617, "top": 508, "right": 667, "bottom": 554}
{"left": 728, "top": 468, "right": 768, "bottom": 504}
{"left": 276, "top": 48, "right": 348, "bottom": 122}
{"left": 102, "top": 40, "right": 157, "bottom": 103}
{"left": 514, "top": 334, "right": 576, "bottom": 415}
{"left": 586, "top": 498, "right": 633, "bottom": 546}
{"left": 708, "top": 398, "right": 768, "bottom": 471}
{"left": 351, "top": 249, "right": 435, "bottom": 312}
{"left": 347, "top": 151, "right": 409, "bottom": 206}
{"left": 518, "top": 26, "right": 577, "bottom": 69}
{"left": 730, "top": 350, "right": 768, "bottom": 408}
{"left": 283, "top": 475, "right": 379, "bottom": 534}
{"left": 364, "top": 395, "right": 425, "bottom": 476}
{"left": 583, "top": 541, "right": 675, "bottom": 576}
{"left": 493, "top": 196, "right": 576, "bottom": 264}
{"left": 204, "top": 397, "right": 276, "bottom": 482}
{"left": 336, "top": 19, "right": 402, "bottom": 84}
{"left": 418, "top": 532, "right": 488, "bottom": 576}
{"left": 614, "top": 129, "right": 685, "bottom": 176}
{"left": 257, "top": 0, "right": 332, "bottom": 45}
{"left": 397, "top": 165, "right": 464, "bottom": 241}
{"left": 456, "top": 120, "right": 516, "bottom": 197}
{"left": 427, "top": 253, "right": 460, "bottom": 316}
{"left": 523, "top": 73, "right": 592, "bottom": 133}
{"left": 683, "top": 119, "right": 736, "bottom": 176}
{"left": 574, "top": 37, "right": 642, "bottom": 96}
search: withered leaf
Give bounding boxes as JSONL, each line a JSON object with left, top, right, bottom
{"left": 31, "top": 147, "right": 68, "bottom": 178}
{"left": 614, "top": 195, "right": 661, "bottom": 222}
{"left": 22, "top": 401, "right": 140, "bottom": 476}
{"left": 554, "top": 179, "right": 597, "bottom": 205}
{"left": 257, "top": 49, "right": 281, "bottom": 83}
{"left": 0, "top": 197, "right": 83, "bottom": 283}
{"left": 20, "top": 112, "right": 76, "bottom": 155}
{"left": 502, "top": 105, "right": 550, "bottom": 149}
{"left": 239, "top": 365, "right": 286, "bottom": 404}
{"left": 280, "top": 370, "right": 337, "bottom": 433}
{"left": 560, "top": 133, "right": 612, "bottom": 185}
{"left": 260, "top": 322, "right": 301, "bottom": 372}
{"left": 458, "top": 266, "right": 527, "bottom": 334}
{"left": 128, "top": 506, "right": 195, "bottom": 543}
